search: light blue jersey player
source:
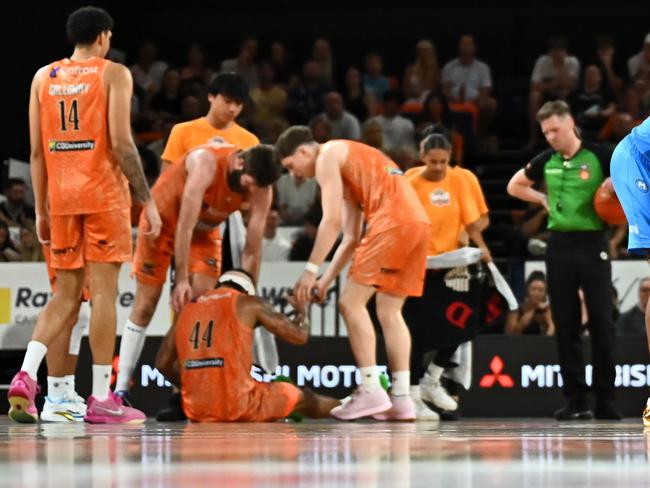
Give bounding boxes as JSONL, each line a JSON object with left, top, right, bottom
{"left": 609, "top": 115, "right": 650, "bottom": 426}
{"left": 610, "top": 116, "right": 650, "bottom": 254}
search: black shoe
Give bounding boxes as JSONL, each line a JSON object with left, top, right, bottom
{"left": 439, "top": 410, "right": 461, "bottom": 421}
{"left": 594, "top": 400, "right": 623, "bottom": 420}
{"left": 156, "top": 393, "right": 187, "bottom": 421}
{"left": 114, "top": 390, "right": 133, "bottom": 407}
{"left": 554, "top": 402, "right": 593, "bottom": 420}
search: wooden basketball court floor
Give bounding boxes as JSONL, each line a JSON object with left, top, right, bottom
{"left": 1, "top": 418, "right": 648, "bottom": 487}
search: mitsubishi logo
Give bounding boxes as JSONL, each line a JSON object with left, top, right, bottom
{"left": 479, "top": 355, "right": 514, "bottom": 388}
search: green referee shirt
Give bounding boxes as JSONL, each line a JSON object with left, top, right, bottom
{"left": 524, "top": 142, "right": 613, "bottom": 232}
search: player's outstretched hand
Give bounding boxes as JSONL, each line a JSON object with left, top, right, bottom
{"left": 293, "top": 270, "right": 317, "bottom": 307}
{"left": 142, "top": 200, "right": 162, "bottom": 239}
{"left": 311, "top": 279, "right": 329, "bottom": 304}
{"left": 35, "top": 213, "right": 50, "bottom": 244}
{"left": 172, "top": 279, "right": 193, "bottom": 313}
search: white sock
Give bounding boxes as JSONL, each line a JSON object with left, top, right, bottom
{"left": 21, "top": 341, "right": 48, "bottom": 380}
{"left": 426, "top": 363, "right": 444, "bottom": 383}
{"left": 64, "top": 374, "right": 76, "bottom": 396}
{"left": 391, "top": 371, "right": 410, "bottom": 396}
{"left": 360, "top": 366, "right": 380, "bottom": 393}
{"left": 115, "top": 320, "right": 147, "bottom": 392}
{"left": 47, "top": 376, "right": 66, "bottom": 399}
{"left": 92, "top": 365, "right": 112, "bottom": 401}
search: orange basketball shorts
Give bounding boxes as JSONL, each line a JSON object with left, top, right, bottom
{"left": 349, "top": 222, "right": 429, "bottom": 297}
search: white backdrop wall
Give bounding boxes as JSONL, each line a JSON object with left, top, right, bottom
{"left": 0, "top": 262, "right": 343, "bottom": 349}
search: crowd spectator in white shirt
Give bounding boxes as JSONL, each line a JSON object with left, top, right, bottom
{"left": 442, "top": 35, "right": 497, "bottom": 139}
{"left": 275, "top": 172, "right": 319, "bottom": 225}
{"left": 130, "top": 40, "right": 168, "bottom": 95}
{"left": 311, "top": 91, "right": 361, "bottom": 140}
{"left": 628, "top": 33, "right": 650, "bottom": 80}
{"left": 527, "top": 37, "right": 581, "bottom": 147}
{"left": 262, "top": 208, "right": 291, "bottom": 261}
{"left": 368, "top": 90, "right": 415, "bottom": 153}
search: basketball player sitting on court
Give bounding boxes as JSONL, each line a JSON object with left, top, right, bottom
{"left": 155, "top": 270, "right": 340, "bottom": 422}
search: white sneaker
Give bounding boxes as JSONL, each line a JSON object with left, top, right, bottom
{"left": 411, "top": 386, "right": 439, "bottom": 421}
{"left": 420, "top": 376, "right": 458, "bottom": 412}
{"left": 41, "top": 391, "right": 87, "bottom": 422}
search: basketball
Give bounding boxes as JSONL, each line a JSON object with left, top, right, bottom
{"left": 593, "top": 182, "right": 627, "bottom": 225}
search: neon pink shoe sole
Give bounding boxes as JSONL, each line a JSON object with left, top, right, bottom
{"left": 372, "top": 395, "right": 416, "bottom": 421}
{"left": 84, "top": 392, "right": 146, "bottom": 425}
{"left": 330, "top": 388, "right": 391, "bottom": 420}
{"left": 7, "top": 371, "right": 39, "bottom": 423}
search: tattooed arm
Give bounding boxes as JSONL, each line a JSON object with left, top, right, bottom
{"left": 106, "top": 62, "right": 161, "bottom": 237}
{"left": 237, "top": 295, "right": 310, "bottom": 345}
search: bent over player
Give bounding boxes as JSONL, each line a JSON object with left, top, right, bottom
{"left": 275, "top": 126, "right": 430, "bottom": 421}
{"left": 115, "top": 144, "right": 281, "bottom": 402}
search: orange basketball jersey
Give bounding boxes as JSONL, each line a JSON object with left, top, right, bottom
{"left": 337, "top": 140, "right": 428, "bottom": 235}
{"left": 152, "top": 145, "right": 245, "bottom": 231}
{"left": 39, "top": 57, "right": 130, "bottom": 215}
{"left": 176, "top": 288, "right": 294, "bottom": 421}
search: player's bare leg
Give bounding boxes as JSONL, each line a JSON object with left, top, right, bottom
{"left": 296, "top": 388, "right": 341, "bottom": 418}
{"left": 8, "top": 269, "right": 84, "bottom": 423}
{"left": 43, "top": 304, "right": 86, "bottom": 422}
{"left": 331, "top": 280, "right": 392, "bottom": 420}
{"left": 371, "top": 291, "right": 415, "bottom": 421}
{"left": 84, "top": 262, "right": 145, "bottom": 424}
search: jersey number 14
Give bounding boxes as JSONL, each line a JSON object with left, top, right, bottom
{"left": 58, "top": 99, "right": 80, "bottom": 131}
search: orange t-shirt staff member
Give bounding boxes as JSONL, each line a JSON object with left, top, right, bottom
{"left": 161, "top": 72, "right": 259, "bottom": 169}
{"left": 405, "top": 131, "right": 492, "bottom": 418}
{"left": 405, "top": 134, "right": 491, "bottom": 258}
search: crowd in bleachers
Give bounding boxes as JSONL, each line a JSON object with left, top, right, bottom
{"left": 3, "top": 31, "right": 650, "bottom": 336}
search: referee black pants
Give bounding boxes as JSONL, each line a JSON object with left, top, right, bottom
{"left": 545, "top": 231, "right": 616, "bottom": 404}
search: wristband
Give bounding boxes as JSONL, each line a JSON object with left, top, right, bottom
{"left": 305, "top": 262, "right": 319, "bottom": 274}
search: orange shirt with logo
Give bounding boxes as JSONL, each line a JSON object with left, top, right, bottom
{"left": 162, "top": 117, "right": 259, "bottom": 164}
{"left": 39, "top": 57, "right": 130, "bottom": 215}
{"left": 454, "top": 167, "right": 488, "bottom": 215}
{"left": 336, "top": 140, "right": 428, "bottom": 235}
{"left": 406, "top": 166, "right": 480, "bottom": 256}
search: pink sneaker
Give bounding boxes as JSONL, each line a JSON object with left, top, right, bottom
{"left": 372, "top": 395, "right": 416, "bottom": 421}
{"left": 330, "top": 388, "right": 391, "bottom": 420}
{"left": 8, "top": 371, "right": 40, "bottom": 423}
{"left": 85, "top": 392, "right": 146, "bottom": 424}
